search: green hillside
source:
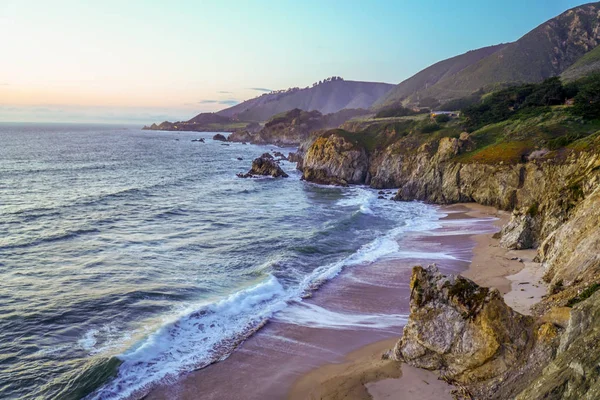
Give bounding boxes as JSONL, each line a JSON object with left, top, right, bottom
{"left": 375, "top": 44, "right": 507, "bottom": 108}
{"left": 562, "top": 44, "right": 600, "bottom": 81}
{"left": 378, "top": 2, "right": 600, "bottom": 107}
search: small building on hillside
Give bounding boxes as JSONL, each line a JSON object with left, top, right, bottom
{"left": 431, "top": 111, "right": 459, "bottom": 118}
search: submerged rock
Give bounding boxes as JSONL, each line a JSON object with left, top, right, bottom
{"left": 237, "top": 154, "right": 289, "bottom": 178}
{"left": 395, "top": 265, "right": 534, "bottom": 384}
{"left": 213, "top": 133, "right": 228, "bottom": 142}
{"left": 273, "top": 151, "right": 287, "bottom": 160}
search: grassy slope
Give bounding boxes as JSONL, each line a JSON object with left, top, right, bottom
{"left": 375, "top": 44, "right": 507, "bottom": 108}
{"left": 325, "top": 107, "right": 600, "bottom": 164}
{"left": 562, "top": 45, "right": 600, "bottom": 81}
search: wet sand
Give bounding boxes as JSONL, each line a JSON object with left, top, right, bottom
{"left": 298, "top": 203, "right": 548, "bottom": 400}
{"left": 144, "top": 203, "right": 541, "bottom": 400}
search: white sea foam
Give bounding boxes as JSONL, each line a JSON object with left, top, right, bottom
{"left": 89, "top": 196, "right": 445, "bottom": 400}
{"left": 336, "top": 187, "right": 377, "bottom": 214}
{"left": 274, "top": 302, "right": 407, "bottom": 330}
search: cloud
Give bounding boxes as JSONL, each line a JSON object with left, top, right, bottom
{"left": 0, "top": 83, "right": 9, "bottom": 86}
{"left": 248, "top": 87, "right": 272, "bottom": 92}
{"left": 219, "top": 99, "right": 239, "bottom": 106}
{"left": 217, "top": 91, "right": 232, "bottom": 94}
{"left": 198, "top": 100, "right": 218, "bottom": 104}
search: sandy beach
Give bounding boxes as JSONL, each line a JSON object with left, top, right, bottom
{"left": 144, "top": 203, "right": 546, "bottom": 400}
{"left": 290, "top": 203, "right": 548, "bottom": 400}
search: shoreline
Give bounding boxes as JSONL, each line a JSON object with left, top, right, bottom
{"left": 287, "top": 203, "right": 548, "bottom": 400}
{"left": 143, "top": 201, "right": 512, "bottom": 400}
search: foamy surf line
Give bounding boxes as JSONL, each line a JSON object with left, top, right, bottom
{"left": 87, "top": 199, "right": 455, "bottom": 400}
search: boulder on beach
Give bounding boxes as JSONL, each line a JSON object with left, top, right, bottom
{"left": 237, "top": 154, "right": 289, "bottom": 178}
{"left": 395, "top": 264, "right": 534, "bottom": 384}
{"left": 213, "top": 134, "right": 228, "bottom": 142}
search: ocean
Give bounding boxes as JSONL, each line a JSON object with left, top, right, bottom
{"left": 0, "top": 123, "right": 443, "bottom": 399}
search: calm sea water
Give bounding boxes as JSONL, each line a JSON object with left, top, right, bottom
{"left": 0, "top": 123, "right": 441, "bottom": 399}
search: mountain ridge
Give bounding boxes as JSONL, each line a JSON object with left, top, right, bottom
{"left": 379, "top": 1, "right": 600, "bottom": 106}
{"left": 216, "top": 79, "right": 394, "bottom": 121}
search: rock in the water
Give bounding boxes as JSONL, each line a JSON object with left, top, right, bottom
{"left": 261, "top": 152, "right": 274, "bottom": 159}
{"left": 301, "top": 131, "right": 368, "bottom": 186}
{"left": 227, "top": 130, "right": 253, "bottom": 143}
{"left": 395, "top": 265, "right": 534, "bottom": 384}
{"left": 213, "top": 133, "right": 228, "bottom": 142}
{"left": 273, "top": 151, "right": 287, "bottom": 160}
{"left": 237, "top": 154, "right": 289, "bottom": 178}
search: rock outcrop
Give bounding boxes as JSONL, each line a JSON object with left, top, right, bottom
{"left": 301, "top": 131, "right": 368, "bottom": 186}
{"left": 396, "top": 265, "right": 534, "bottom": 384}
{"left": 237, "top": 155, "right": 289, "bottom": 178}
{"left": 516, "top": 290, "right": 600, "bottom": 400}
{"left": 227, "top": 130, "right": 253, "bottom": 143}
{"left": 212, "top": 133, "right": 228, "bottom": 142}
{"left": 300, "top": 124, "right": 600, "bottom": 252}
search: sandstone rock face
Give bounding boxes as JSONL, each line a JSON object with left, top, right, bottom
{"left": 287, "top": 152, "right": 302, "bottom": 163}
{"left": 227, "top": 130, "right": 253, "bottom": 143}
{"left": 301, "top": 133, "right": 368, "bottom": 186}
{"left": 539, "top": 184, "right": 600, "bottom": 287}
{"left": 516, "top": 291, "right": 600, "bottom": 400}
{"left": 237, "top": 155, "right": 288, "bottom": 178}
{"left": 300, "top": 127, "right": 600, "bottom": 254}
{"left": 500, "top": 210, "right": 538, "bottom": 249}
{"left": 212, "top": 133, "right": 228, "bottom": 142}
{"left": 395, "top": 265, "right": 534, "bottom": 383}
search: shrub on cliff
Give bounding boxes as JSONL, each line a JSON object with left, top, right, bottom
{"left": 374, "top": 105, "right": 418, "bottom": 118}
{"left": 572, "top": 73, "right": 600, "bottom": 119}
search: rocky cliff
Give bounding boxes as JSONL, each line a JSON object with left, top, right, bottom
{"left": 298, "top": 109, "right": 600, "bottom": 398}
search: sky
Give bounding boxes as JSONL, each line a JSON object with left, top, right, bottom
{"left": 0, "top": 0, "right": 589, "bottom": 123}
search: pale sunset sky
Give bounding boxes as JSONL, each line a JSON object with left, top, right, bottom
{"left": 0, "top": 0, "right": 588, "bottom": 123}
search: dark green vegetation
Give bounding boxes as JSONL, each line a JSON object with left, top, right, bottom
{"left": 377, "top": 2, "right": 600, "bottom": 107}
{"left": 375, "top": 105, "right": 418, "bottom": 118}
{"left": 464, "top": 74, "right": 600, "bottom": 126}
{"left": 326, "top": 113, "right": 463, "bottom": 155}
{"left": 318, "top": 74, "right": 600, "bottom": 166}
{"left": 562, "top": 44, "right": 600, "bottom": 81}
{"left": 566, "top": 283, "right": 600, "bottom": 307}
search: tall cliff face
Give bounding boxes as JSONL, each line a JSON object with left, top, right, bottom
{"left": 301, "top": 126, "right": 600, "bottom": 249}
{"left": 300, "top": 122, "right": 600, "bottom": 397}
